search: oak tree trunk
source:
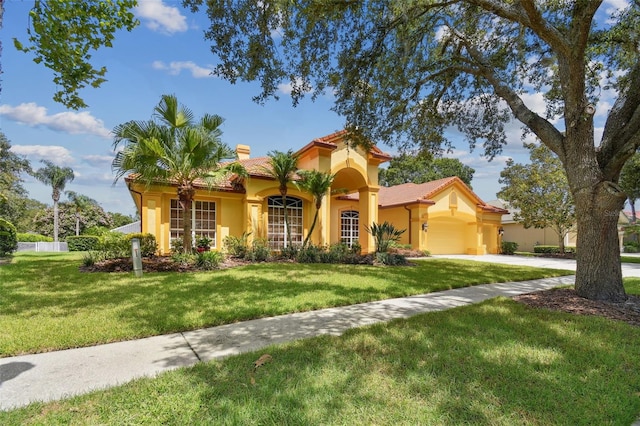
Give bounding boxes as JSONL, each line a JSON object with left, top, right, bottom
{"left": 573, "top": 182, "right": 627, "bottom": 301}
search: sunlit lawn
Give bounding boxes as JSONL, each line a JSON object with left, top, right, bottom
{"left": 0, "top": 252, "right": 570, "bottom": 357}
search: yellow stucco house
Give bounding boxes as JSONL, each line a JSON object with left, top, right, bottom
{"left": 126, "top": 130, "right": 507, "bottom": 255}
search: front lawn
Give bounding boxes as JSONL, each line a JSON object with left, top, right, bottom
{"left": 2, "top": 297, "right": 639, "bottom": 424}
{"left": 0, "top": 252, "right": 570, "bottom": 357}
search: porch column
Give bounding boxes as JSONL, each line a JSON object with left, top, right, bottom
{"left": 320, "top": 189, "right": 331, "bottom": 246}
{"left": 358, "top": 186, "right": 379, "bottom": 253}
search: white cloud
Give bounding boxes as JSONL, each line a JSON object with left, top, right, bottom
{"left": 135, "top": 0, "right": 188, "bottom": 34}
{"left": 11, "top": 145, "right": 76, "bottom": 166}
{"left": 152, "top": 60, "right": 215, "bottom": 78}
{"left": 604, "top": 0, "right": 630, "bottom": 12}
{"left": 0, "top": 103, "right": 111, "bottom": 138}
{"left": 277, "top": 78, "right": 312, "bottom": 96}
{"left": 83, "top": 154, "right": 115, "bottom": 167}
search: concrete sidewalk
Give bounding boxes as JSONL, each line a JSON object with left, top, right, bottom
{"left": 0, "top": 274, "right": 575, "bottom": 411}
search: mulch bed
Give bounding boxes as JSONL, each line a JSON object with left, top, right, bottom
{"left": 514, "top": 288, "right": 640, "bottom": 327}
{"left": 79, "top": 256, "right": 255, "bottom": 273}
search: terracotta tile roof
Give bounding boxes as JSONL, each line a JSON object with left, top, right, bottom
{"left": 296, "top": 129, "right": 392, "bottom": 161}
{"left": 235, "top": 156, "right": 273, "bottom": 178}
{"left": 340, "top": 176, "right": 508, "bottom": 213}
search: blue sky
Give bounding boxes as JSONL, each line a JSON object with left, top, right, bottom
{"left": 0, "top": 0, "right": 628, "bottom": 216}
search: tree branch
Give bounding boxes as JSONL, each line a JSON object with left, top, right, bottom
{"left": 467, "top": 0, "right": 571, "bottom": 57}
{"left": 452, "top": 30, "right": 565, "bottom": 156}
{"left": 599, "top": 58, "right": 640, "bottom": 178}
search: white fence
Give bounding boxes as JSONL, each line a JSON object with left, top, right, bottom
{"left": 17, "top": 242, "right": 69, "bottom": 252}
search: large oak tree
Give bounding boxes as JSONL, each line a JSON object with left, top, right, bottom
{"left": 183, "top": 0, "right": 640, "bottom": 302}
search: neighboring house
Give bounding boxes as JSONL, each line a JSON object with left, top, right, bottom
{"left": 111, "top": 220, "right": 141, "bottom": 234}
{"left": 126, "top": 130, "right": 507, "bottom": 255}
{"left": 487, "top": 199, "right": 577, "bottom": 253}
{"left": 489, "top": 199, "right": 627, "bottom": 253}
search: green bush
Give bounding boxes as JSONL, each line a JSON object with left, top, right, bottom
{"left": 534, "top": 245, "right": 576, "bottom": 254}
{"left": 223, "top": 232, "right": 251, "bottom": 258}
{"left": 0, "top": 219, "right": 18, "bottom": 256}
{"left": 365, "top": 221, "right": 406, "bottom": 253}
{"left": 196, "top": 251, "right": 224, "bottom": 270}
{"left": 624, "top": 244, "right": 639, "bottom": 253}
{"left": 94, "top": 232, "right": 157, "bottom": 259}
{"left": 246, "top": 238, "right": 271, "bottom": 262}
{"left": 67, "top": 235, "right": 100, "bottom": 251}
{"left": 375, "top": 252, "right": 408, "bottom": 266}
{"left": 296, "top": 244, "right": 323, "bottom": 263}
{"left": 170, "top": 251, "right": 198, "bottom": 267}
{"left": 125, "top": 233, "right": 157, "bottom": 257}
{"left": 279, "top": 244, "right": 299, "bottom": 260}
{"left": 501, "top": 241, "right": 518, "bottom": 255}
{"left": 99, "top": 232, "right": 129, "bottom": 257}
{"left": 170, "top": 238, "right": 184, "bottom": 254}
{"left": 17, "top": 233, "right": 53, "bottom": 242}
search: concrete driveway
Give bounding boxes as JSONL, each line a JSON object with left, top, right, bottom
{"left": 430, "top": 254, "right": 640, "bottom": 278}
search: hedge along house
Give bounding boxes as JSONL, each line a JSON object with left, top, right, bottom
{"left": 125, "top": 130, "right": 507, "bottom": 255}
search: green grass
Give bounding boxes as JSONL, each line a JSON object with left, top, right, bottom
{"left": 0, "top": 252, "right": 570, "bottom": 357}
{"left": 621, "top": 256, "right": 640, "bottom": 264}
{"left": 2, "top": 297, "right": 639, "bottom": 425}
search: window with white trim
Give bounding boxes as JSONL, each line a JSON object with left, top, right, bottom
{"left": 267, "top": 196, "right": 303, "bottom": 249}
{"left": 341, "top": 210, "right": 359, "bottom": 247}
{"left": 170, "top": 199, "right": 216, "bottom": 247}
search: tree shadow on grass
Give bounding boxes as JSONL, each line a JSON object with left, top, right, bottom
{"left": 155, "top": 299, "right": 640, "bottom": 425}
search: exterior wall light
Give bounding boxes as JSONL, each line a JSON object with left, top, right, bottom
{"left": 422, "top": 222, "right": 429, "bottom": 232}
{"left": 498, "top": 227, "right": 504, "bottom": 236}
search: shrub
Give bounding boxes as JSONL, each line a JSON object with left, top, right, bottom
{"left": 375, "top": 252, "right": 408, "bottom": 266}
{"left": 196, "top": 251, "right": 224, "bottom": 270}
{"left": 501, "top": 241, "right": 518, "bottom": 255}
{"left": 223, "top": 232, "right": 251, "bottom": 258}
{"left": 67, "top": 236, "right": 100, "bottom": 251}
{"left": 196, "top": 235, "right": 213, "bottom": 250}
{"left": 82, "top": 250, "right": 109, "bottom": 267}
{"left": 365, "top": 221, "right": 406, "bottom": 253}
{"left": 170, "top": 238, "right": 184, "bottom": 253}
{"left": 0, "top": 219, "right": 18, "bottom": 256}
{"left": 296, "top": 244, "right": 323, "bottom": 263}
{"left": 280, "top": 244, "right": 299, "bottom": 260}
{"left": 624, "top": 244, "right": 639, "bottom": 253}
{"left": 125, "top": 233, "right": 157, "bottom": 257}
{"left": 17, "top": 233, "right": 53, "bottom": 242}
{"left": 171, "top": 251, "right": 198, "bottom": 267}
{"left": 534, "top": 245, "right": 576, "bottom": 254}
{"left": 98, "top": 232, "right": 129, "bottom": 257}
{"left": 246, "top": 238, "right": 271, "bottom": 262}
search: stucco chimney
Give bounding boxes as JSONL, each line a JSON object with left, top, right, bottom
{"left": 235, "top": 144, "right": 250, "bottom": 160}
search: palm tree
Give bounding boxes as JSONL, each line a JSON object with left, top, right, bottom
{"left": 263, "top": 150, "right": 299, "bottom": 247}
{"left": 295, "top": 169, "right": 336, "bottom": 248}
{"left": 33, "top": 160, "right": 75, "bottom": 242}
{"left": 112, "top": 94, "right": 246, "bottom": 252}
{"left": 65, "top": 191, "right": 99, "bottom": 236}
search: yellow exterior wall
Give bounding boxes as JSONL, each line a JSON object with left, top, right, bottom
{"left": 501, "top": 224, "right": 577, "bottom": 253}
{"left": 130, "top": 134, "right": 505, "bottom": 256}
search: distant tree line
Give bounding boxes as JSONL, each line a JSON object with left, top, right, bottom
{"left": 0, "top": 131, "right": 136, "bottom": 239}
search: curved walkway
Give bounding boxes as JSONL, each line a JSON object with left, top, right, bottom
{"left": 1, "top": 255, "right": 638, "bottom": 412}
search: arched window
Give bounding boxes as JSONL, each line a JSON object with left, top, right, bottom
{"left": 340, "top": 210, "right": 359, "bottom": 247}
{"left": 267, "top": 196, "right": 303, "bottom": 249}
